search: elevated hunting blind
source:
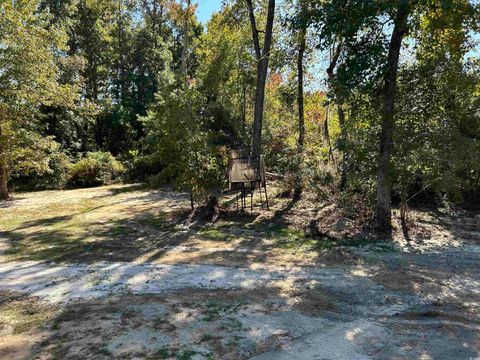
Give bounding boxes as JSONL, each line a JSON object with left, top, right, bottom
{"left": 228, "top": 149, "right": 269, "bottom": 211}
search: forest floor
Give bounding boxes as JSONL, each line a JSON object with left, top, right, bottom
{"left": 0, "top": 184, "right": 479, "bottom": 359}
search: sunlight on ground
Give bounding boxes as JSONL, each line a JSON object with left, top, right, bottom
{"left": 0, "top": 185, "right": 479, "bottom": 359}
{"left": 0, "top": 184, "right": 334, "bottom": 266}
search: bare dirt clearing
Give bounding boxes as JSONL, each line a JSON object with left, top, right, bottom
{"left": 0, "top": 184, "right": 479, "bottom": 359}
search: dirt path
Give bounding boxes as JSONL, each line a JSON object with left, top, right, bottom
{"left": 0, "top": 245, "right": 479, "bottom": 359}
{"left": 0, "top": 185, "right": 479, "bottom": 359}
{"left": 0, "top": 260, "right": 348, "bottom": 304}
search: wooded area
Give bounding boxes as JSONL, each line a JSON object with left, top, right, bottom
{"left": 1, "top": 1, "right": 480, "bottom": 358}
{"left": 1, "top": 0, "right": 479, "bottom": 232}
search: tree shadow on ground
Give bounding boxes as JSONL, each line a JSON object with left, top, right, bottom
{"left": 3, "top": 264, "right": 479, "bottom": 360}
{"left": 1, "top": 187, "right": 479, "bottom": 359}
{"left": 0, "top": 198, "right": 19, "bottom": 209}
{"left": 90, "top": 183, "right": 149, "bottom": 199}
{"left": 1, "top": 183, "right": 325, "bottom": 266}
{"left": 3, "top": 184, "right": 478, "bottom": 268}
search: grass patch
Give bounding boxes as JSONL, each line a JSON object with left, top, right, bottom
{"left": 4, "top": 239, "right": 85, "bottom": 262}
{"left": 311, "top": 238, "right": 336, "bottom": 251}
{"left": 0, "top": 296, "right": 57, "bottom": 334}
{"left": 2, "top": 217, "right": 143, "bottom": 263}
{"left": 0, "top": 188, "right": 161, "bottom": 262}
{"left": 137, "top": 212, "right": 169, "bottom": 229}
{"left": 201, "top": 300, "right": 243, "bottom": 322}
{"left": 149, "top": 347, "right": 170, "bottom": 359}
{"left": 223, "top": 316, "right": 244, "bottom": 330}
{"left": 264, "top": 224, "right": 315, "bottom": 249}
{"left": 198, "top": 227, "right": 233, "bottom": 241}
{"left": 104, "top": 224, "right": 137, "bottom": 237}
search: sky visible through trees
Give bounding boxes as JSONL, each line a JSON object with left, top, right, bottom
{"left": 196, "top": 0, "right": 223, "bottom": 23}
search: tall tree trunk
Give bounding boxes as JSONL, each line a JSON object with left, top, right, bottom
{"left": 237, "top": 52, "right": 247, "bottom": 138}
{"left": 251, "top": 59, "right": 268, "bottom": 160}
{"left": 241, "top": 82, "right": 247, "bottom": 136}
{"left": 293, "top": 25, "right": 306, "bottom": 199}
{"left": 375, "top": 1, "right": 409, "bottom": 236}
{"left": 117, "top": 0, "right": 127, "bottom": 103}
{"left": 182, "top": 0, "right": 194, "bottom": 209}
{"left": 0, "top": 125, "right": 9, "bottom": 200}
{"left": 323, "top": 107, "right": 334, "bottom": 163}
{"left": 181, "top": 0, "right": 191, "bottom": 89}
{"left": 245, "top": 0, "right": 275, "bottom": 161}
{"left": 326, "top": 40, "right": 348, "bottom": 189}
{"left": 337, "top": 104, "right": 347, "bottom": 190}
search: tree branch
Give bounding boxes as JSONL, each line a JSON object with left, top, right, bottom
{"left": 326, "top": 39, "right": 343, "bottom": 78}
{"left": 262, "top": 0, "right": 275, "bottom": 59}
{"left": 245, "top": 0, "right": 261, "bottom": 60}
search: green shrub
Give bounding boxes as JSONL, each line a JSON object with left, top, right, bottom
{"left": 10, "top": 135, "right": 71, "bottom": 190}
{"left": 68, "top": 152, "right": 125, "bottom": 188}
{"left": 141, "top": 85, "right": 227, "bottom": 199}
{"left": 40, "top": 151, "right": 72, "bottom": 189}
{"left": 127, "top": 152, "right": 164, "bottom": 182}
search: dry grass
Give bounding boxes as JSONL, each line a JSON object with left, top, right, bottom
{"left": 1, "top": 183, "right": 478, "bottom": 267}
{"left": 0, "top": 184, "right": 345, "bottom": 266}
{"left": 0, "top": 291, "right": 58, "bottom": 360}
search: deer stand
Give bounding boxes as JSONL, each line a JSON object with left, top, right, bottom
{"left": 229, "top": 150, "right": 269, "bottom": 213}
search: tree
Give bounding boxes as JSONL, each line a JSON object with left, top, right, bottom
{"left": 309, "top": 0, "right": 386, "bottom": 192}
{"left": 293, "top": 0, "right": 307, "bottom": 199}
{"left": 392, "top": 0, "right": 480, "bottom": 223}
{"left": 245, "top": 0, "right": 276, "bottom": 160}
{"left": 375, "top": 0, "right": 477, "bottom": 235}
{"left": 140, "top": 0, "right": 228, "bottom": 209}
{"left": 0, "top": 0, "right": 78, "bottom": 199}
{"left": 196, "top": 5, "right": 255, "bottom": 146}
{"left": 375, "top": 0, "right": 410, "bottom": 236}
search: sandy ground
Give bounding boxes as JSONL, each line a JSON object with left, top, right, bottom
{"left": 0, "top": 184, "right": 479, "bottom": 359}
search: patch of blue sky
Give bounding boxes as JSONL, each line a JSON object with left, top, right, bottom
{"left": 196, "top": 0, "right": 223, "bottom": 24}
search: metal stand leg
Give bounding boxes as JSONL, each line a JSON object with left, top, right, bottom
{"left": 258, "top": 181, "right": 264, "bottom": 209}
{"left": 241, "top": 184, "right": 245, "bottom": 211}
{"left": 264, "top": 182, "right": 270, "bottom": 210}
{"left": 250, "top": 182, "right": 254, "bottom": 212}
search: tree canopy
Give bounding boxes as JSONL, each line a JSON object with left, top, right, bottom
{"left": 0, "top": 0, "right": 479, "bottom": 236}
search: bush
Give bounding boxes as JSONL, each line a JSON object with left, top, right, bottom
{"left": 68, "top": 152, "right": 125, "bottom": 188}
{"left": 125, "top": 151, "right": 165, "bottom": 182}
{"left": 40, "top": 151, "right": 72, "bottom": 189}
{"left": 10, "top": 135, "right": 71, "bottom": 191}
{"left": 140, "top": 85, "right": 227, "bottom": 200}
